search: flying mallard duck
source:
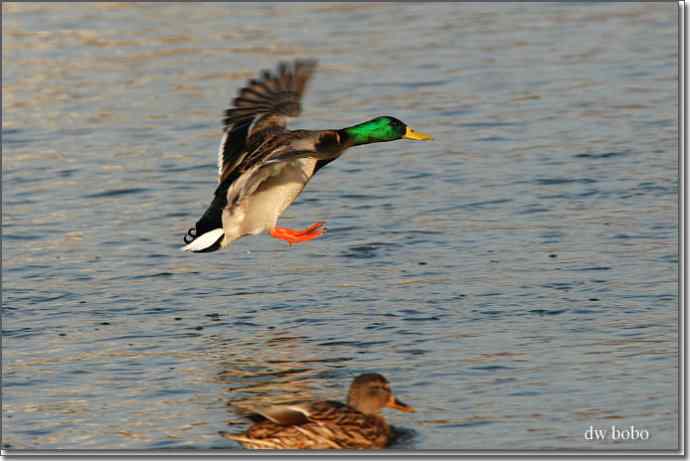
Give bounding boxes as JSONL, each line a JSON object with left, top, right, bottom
{"left": 182, "top": 59, "right": 432, "bottom": 252}
{"left": 220, "top": 373, "right": 415, "bottom": 449}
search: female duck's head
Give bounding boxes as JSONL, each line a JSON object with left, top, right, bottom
{"left": 346, "top": 373, "right": 415, "bottom": 416}
{"left": 343, "top": 116, "right": 432, "bottom": 146}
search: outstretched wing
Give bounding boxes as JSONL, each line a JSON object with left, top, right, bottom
{"left": 218, "top": 59, "right": 318, "bottom": 184}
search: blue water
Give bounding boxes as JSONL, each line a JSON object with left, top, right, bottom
{"left": 2, "top": 3, "right": 679, "bottom": 451}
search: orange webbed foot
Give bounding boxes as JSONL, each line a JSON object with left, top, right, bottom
{"left": 270, "top": 222, "right": 326, "bottom": 245}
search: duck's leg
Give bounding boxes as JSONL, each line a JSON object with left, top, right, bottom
{"left": 270, "top": 222, "right": 326, "bottom": 245}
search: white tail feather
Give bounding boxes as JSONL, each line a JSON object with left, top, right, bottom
{"left": 180, "top": 228, "right": 224, "bottom": 252}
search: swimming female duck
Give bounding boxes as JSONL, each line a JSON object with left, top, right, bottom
{"left": 220, "top": 373, "right": 415, "bottom": 449}
{"left": 182, "top": 59, "right": 432, "bottom": 252}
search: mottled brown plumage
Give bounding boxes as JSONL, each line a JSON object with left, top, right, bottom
{"left": 221, "top": 373, "right": 415, "bottom": 449}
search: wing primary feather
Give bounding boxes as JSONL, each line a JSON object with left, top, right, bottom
{"left": 216, "top": 59, "right": 318, "bottom": 188}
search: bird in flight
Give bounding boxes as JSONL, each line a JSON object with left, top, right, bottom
{"left": 182, "top": 59, "right": 432, "bottom": 253}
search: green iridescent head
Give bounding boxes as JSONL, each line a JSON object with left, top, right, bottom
{"left": 343, "top": 116, "right": 432, "bottom": 146}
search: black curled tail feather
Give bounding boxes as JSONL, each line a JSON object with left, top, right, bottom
{"left": 183, "top": 227, "right": 197, "bottom": 244}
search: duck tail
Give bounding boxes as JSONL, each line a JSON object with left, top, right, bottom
{"left": 181, "top": 228, "right": 224, "bottom": 252}
{"left": 181, "top": 193, "right": 226, "bottom": 253}
{"left": 219, "top": 431, "right": 282, "bottom": 449}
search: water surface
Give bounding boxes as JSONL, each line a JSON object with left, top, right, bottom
{"left": 2, "top": 3, "right": 678, "bottom": 451}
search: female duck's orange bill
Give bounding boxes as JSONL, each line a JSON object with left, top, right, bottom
{"left": 386, "top": 396, "right": 416, "bottom": 413}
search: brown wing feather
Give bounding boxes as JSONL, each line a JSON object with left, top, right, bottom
{"left": 218, "top": 59, "right": 318, "bottom": 183}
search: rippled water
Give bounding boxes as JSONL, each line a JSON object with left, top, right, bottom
{"left": 2, "top": 3, "right": 679, "bottom": 451}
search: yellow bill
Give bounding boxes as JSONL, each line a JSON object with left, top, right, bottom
{"left": 403, "top": 126, "right": 433, "bottom": 141}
